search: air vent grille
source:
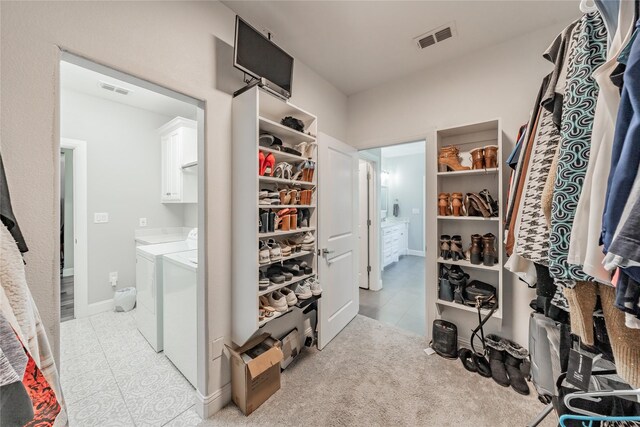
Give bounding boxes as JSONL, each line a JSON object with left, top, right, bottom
{"left": 414, "top": 22, "right": 457, "bottom": 50}
{"left": 98, "top": 80, "right": 132, "bottom": 96}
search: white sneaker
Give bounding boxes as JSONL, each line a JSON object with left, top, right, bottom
{"left": 268, "top": 291, "right": 288, "bottom": 312}
{"left": 301, "top": 232, "right": 315, "bottom": 250}
{"left": 267, "top": 238, "right": 282, "bottom": 261}
{"left": 294, "top": 282, "right": 312, "bottom": 300}
{"left": 259, "top": 241, "right": 271, "bottom": 265}
{"left": 280, "top": 287, "right": 298, "bottom": 306}
{"left": 309, "top": 277, "right": 322, "bottom": 296}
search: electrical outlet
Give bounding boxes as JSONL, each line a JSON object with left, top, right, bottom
{"left": 109, "top": 272, "right": 118, "bottom": 287}
{"left": 139, "top": 218, "right": 147, "bottom": 227}
{"left": 94, "top": 212, "right": 109, "bottom": 223}
{"left": 412, "top": 208, "right": 420, "bottom": 214}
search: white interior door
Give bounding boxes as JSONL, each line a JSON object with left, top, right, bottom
{"left": 318, "top": 133, "right": 359, "bottom": 349}
{"left": 358, "top": 160, "right": 369, "bottom": 289}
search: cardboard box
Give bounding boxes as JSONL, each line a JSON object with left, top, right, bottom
{"left": 228, "top": 333, "right": 283, "bottom": 416}
{"left": 280, "top": 329, "right": 300, "bottom": 370}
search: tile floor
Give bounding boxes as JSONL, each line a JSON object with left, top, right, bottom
{"left": 60, "top": 310, "right": 197, "bottom": 426}
{"left": 358, "top": 255, "right": 426, "bottom": 336}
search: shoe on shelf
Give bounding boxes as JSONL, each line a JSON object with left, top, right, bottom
{"left": 294, "top": 281, "right": 312, "bottom": 299}
{"left": 438, "top": 146, "right": 470, "bottom": 172}
{"left": 280, "top": 241, "right": 292, "bottom": 257}
{"left": 268, "top": 291, "right": 289, "bottom": 312}
{"left": 479, "top": 189, "right": 499, "bottom": 217}
{"left": 469, "top": 234, "right": 483, "bottom": 265}
{"left": 308, "top": 277, "right": 322, "bottom": 296}
{"left": 282, "top": 262, "right": 304, "bottom": 277}
{"left": 301, "top": 232, "right": 315, "bottom": 250}
{"left": 280, "top": 287, "right": 298, "bottom": 306}
{"left": 450, "top": 235, "right": 466, "bottom": 261}
{"left": 259, "top": 241, "right": 271, "bottom": 265}
{"left": 438, "top": 193, "right": 451, "bottom": 216}
{"left": 440, "top": 234, "right": 451, "bottom": 259}
{"left": 267, "top": 238, "right": 282, "bottom": 261}
{"left": 259, "top": 295, "right": 279, "bottom": 315}
{"left": 268, "top": 266, "right": 292, "bottom": 281}
{"left": 451, "top": 193, "right": 464, "bottom": 216}
{"left": 259, "top": 270, "right": 270, "bottom": 290}
{"left": 470, "top": 147, "right": 485, "bottom": 170}
{"left": 482, "top": 233, "right": 497, "bottom": 266}
{"left": 448, "top": 266, "right": 469, "bottom": 305}
{"left": 484, "top": 145, "right": 499, "bottom": 169}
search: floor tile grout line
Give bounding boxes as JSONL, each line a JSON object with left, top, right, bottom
{"left": 160, "top": 403, "right": 196, "bottom": 426}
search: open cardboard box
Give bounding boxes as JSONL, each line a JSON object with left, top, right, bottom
{"left": 227, "top": 333, "right": 283, "bottom": 416}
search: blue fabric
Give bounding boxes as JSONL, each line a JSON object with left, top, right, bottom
{"left": 602, "top": 19, "right": 640, "bottom": 253}
{"left": 507, "top": 125, "right": 526, "bottom": 169}
{"left": 596, "top": 0, "right": 620, "bottom": 43}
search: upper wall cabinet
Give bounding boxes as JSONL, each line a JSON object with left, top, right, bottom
{"left": 158, "top": 117, "right": 197, "bottom": 204}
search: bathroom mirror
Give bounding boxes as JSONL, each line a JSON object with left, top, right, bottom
{"left": 381, "top": 187, "right": 389, "bottom": 213}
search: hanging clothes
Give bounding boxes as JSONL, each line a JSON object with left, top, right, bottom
{"left": 548, "top": 11, "right": 608, "bottom": 282}
{"left": 0, "top": 152, "right": 28, "bottom": 253}
{"left": 568, "top": 1, "right": 636, "bottom": 284}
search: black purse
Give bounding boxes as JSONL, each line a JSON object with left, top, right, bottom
{"left": 463, "top": 280, "right": 497, "bottom": 308}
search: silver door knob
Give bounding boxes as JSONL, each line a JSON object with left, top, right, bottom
{"left": 321, "top": 248, "right": 334, "bottom": 256}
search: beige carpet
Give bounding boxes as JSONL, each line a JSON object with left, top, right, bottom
{"left": 206, "top": 315, "right": 557, "bottom": 426}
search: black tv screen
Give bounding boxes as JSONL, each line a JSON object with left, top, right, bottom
{"left": 234, "top": 16, "right": 294, "bottom": 94}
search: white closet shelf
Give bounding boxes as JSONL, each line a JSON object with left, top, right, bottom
{"left": 437, "top": 257, "right": 500, "bottom": 271}
{"left": 437, "top": 168, "right": 498, "bottom": 177}
{"left": 260, "top": 147, "right": 315, "bottom": 164}
{"left": 259, "top": 176, "right": 315, "bottom": 187}
{"left": 437, "top": 216, "right": 499, "bottom": 221}
{"left": 259, "top": 227, "right": 316, "bottom": 238}
{"left": 436, "top": 299, "right": 502, "bottom": 318}
{"left": 258, "top": 273, "right": 316, "bottom": 296}
{"left": 258, "top": 204, "right": 316, "bottom": 209}
{"left": 258, "top": 250, "right": 313, "bottom": 268}
{"left": 259, "top": 116, "right": 316, "bottom": 144}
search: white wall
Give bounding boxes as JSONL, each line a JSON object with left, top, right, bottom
{"left": 0, "top": 0, "right": 347, "bottom": 409}
{"left": 383, "top": 153, "right": 425, "bottom": 253}
{"left": 347, "top": 22, "right": 571, "bottom": 346}
{"left": 61, "top": 90, "right": 190, "bottom": 304}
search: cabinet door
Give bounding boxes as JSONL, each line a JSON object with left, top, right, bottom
{"left": 161, "top": 131, "right": 182, "bottom": 202}
{"left": 136, "top": 255, "right": 155, "bottom": 314}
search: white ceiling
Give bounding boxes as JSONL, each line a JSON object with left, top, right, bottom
{"left": 60, "top": 61, "right": 197, "bottom": 119}
{"left": 223, "top": 1, "right": 581, "bottom": 95}
{"left": 382, "top": 140, "right": 425, "bottom": 158}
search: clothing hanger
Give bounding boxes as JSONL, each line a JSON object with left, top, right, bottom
{"left": 560, "top": 414, "right": 640, "bottom": 427}
{"left": 564, "top": 387, "right": 640, "bottom": 417}
{"left": 580, "top": 0, "right": 598, "bottom": 13}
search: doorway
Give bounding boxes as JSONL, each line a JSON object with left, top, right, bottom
{"left": 357, "top": 140, "right": 426, "bottom": 336}
{"left": 58, "top": 54, "right": 206, "bottom": 426}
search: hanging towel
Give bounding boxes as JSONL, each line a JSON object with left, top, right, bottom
{"left": 392, "top": 201, "right": 399, "bottom": 217}
{"left": 0, "top": 152, "right": 28, "bottom": 253}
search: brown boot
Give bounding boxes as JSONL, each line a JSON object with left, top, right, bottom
{"left": 451, "top": 192, "right": 463, "bottom": 216}
{"left": 438, "top": 146, "right": 470, "bottom": 172}
{"left": 482, "top": 233, "right": 497, "bottom": 266}
{"left": 438, "top": 193, "right": 450, "bottom": 216}
{"left": 469, "top": 234, "right": 483, "bottom": 265}
{"left": 470, "top": 148, "right": 485, "bottom": 170}
{"left": 484, "top": 145, "right": 498, "bottom": 169}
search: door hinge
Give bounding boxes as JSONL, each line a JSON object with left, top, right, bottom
{"left": 367, "top": 265, "right": 371, "bottom": 273}
{"left": 367, "top": 219, "right": 372, "bottom": 226}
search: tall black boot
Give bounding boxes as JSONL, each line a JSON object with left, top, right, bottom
{"left": 486, "top": 334, "right": 509, "bottom": 387}
{"left": 502, "top": 338, "right": 530, "bottom": 395}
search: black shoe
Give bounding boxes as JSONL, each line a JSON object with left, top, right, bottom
{"left": 459, "top": 348, "right": 477, "bottom": 373}
{"left": 486, "top": 334, "right": 510, "bottom": 387}
{"left": 448, "top": 266, "right": 469, "bottom": 305}
{"left": 473, "top": 353, "right": 492, "bottom": 378}
{"left": 503, "top": 338, "right": 530, "bottom": 395}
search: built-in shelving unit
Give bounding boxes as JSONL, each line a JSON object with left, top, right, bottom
{"left": 427, "top": 119, "right": 504, "bottom": 330}
{"left": 232, "top": 86, "right": 319, "bottom": 345}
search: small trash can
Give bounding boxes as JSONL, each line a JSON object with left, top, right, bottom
{"left": 114, "top": 287, "right": 136, "bottom": 312}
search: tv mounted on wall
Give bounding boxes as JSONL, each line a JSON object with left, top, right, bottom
{"left": 233, "top": 16, "right": 294, "bottom": 99}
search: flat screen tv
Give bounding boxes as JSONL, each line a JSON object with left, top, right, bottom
{"left": 234, "top": 16, "right": 294, "bottom": 96}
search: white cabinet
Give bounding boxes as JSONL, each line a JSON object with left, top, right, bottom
{"left": 159, "top": 117, "right": 197, "bottom": 203}
{"left": 381, "top": 221, "right": 408, "bottom": 269}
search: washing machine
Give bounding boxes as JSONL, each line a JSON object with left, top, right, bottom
{"left": 135, "top": 229, "right": 197, "bottom": 351}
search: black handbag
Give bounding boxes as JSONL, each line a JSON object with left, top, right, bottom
{"left": 463, "top": 280, "right": 497, "bottom": 308}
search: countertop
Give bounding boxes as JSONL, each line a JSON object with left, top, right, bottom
{"left": 381, "top": 218, "right": 409, "bottom": 228}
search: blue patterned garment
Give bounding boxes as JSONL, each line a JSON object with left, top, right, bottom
{"left": 549, "top": 12, "right": 608, "bottom": 281}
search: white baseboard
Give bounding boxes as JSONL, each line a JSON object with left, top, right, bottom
{"left": 407, "top": 249, "right": 425, "bottom": 257}
{"left": 196, "top": 383, "right": 232, "bottom": 419}
{"left": 62, "top": 268, "right": 74, "bottom": 277}
{"left": 87, "top": 299, "right": 114, "bottom": 316}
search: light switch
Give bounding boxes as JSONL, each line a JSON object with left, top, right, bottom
{"left": 139, "top": 218, "right": 148, "bottom": 227}
{"left": 412, "top": 208, "right": 420, "bottom": 214}
{"left": 94, "top": 213, "right": 109, "bottom": 223}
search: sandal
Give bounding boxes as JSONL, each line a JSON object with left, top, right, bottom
{"left": 274, "top": 162, "right": 293, "bottom": 180}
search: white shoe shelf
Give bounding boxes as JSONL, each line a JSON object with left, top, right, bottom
{"left": 232, "top": 86, "right": 319, "bottom": 345}
{"left": 427, "top": 119, "right": 505, "bottom": 331}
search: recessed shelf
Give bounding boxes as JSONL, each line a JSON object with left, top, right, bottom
{"left": 259, "top": 227, "right": 316, "bottom": 238}
{"left": 437, "top": 257, "right": 500, "bottom": 271}
{"left": 259, "top": 116, "right": 316, "bottom": 144}
{"left": 258, "top": 204, "right": 316, "bottom": 209}
{"left": 259, "top": 176, "right": 316, "bottom": 187}
{"left": 437, "top": 168, "right": 498, "bottom": 177}
{"left": 260, "top": 147, "right": 314, "bottom": 164}
{"left": 436, "top": 299, "right": 501, "bottom": 318}
{"left": 437, "top": 216, "right": 499, "bottom": 221}
{"left": 258, "top": 250, "right": 313, "bottom": 268}
{"left": 258, "top": 273, "right": 316, "bottom": 296}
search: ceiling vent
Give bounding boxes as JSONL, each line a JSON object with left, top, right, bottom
{"left": 98, "top": 80, "right": 132, "bottom": 96}
{"left": 414, "top": 22, "right": 457, "bottom": 50}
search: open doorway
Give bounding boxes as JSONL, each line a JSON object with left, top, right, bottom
{"left": 59, "top": 55, "right": 205, "bottom": 425}
{"left": 358, "top": 141, "right": 426, "bottom": 336}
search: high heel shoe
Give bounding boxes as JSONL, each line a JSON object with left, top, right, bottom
{"left": 438, "top": 193, "right": 451, "bottom": 216}
{"left": 261, "top": 153, "right": 275, "bottom": 176}
{"left": 259, "top": 151, "right": 266, "bottom": 175}
{"left": 288, "top": 189, "right": 298, "bottom": 206}
{"left": 440, "top": 234, "right": 451, "bottom": 259}
{"left": 484, "top": 146, "right": 498, "bottom": 169}
{"left": 277, "top": 209, "right": 291, "bottom": 231}
{"left": 451, "top": 235, "right": 466, "bottom": 261}
{"left": 438, "top": 146, "right": 470, "bottom": 172}
{"left": 300, "top": 208, "right": 311, "bottom": 228}
{"left": 479, "top": 189, "right": 499, "bottom": 217}
{"left": 451, "top": 193, "right": 463, "bottom": 216}
{"left": 289, "top": 208, "right": 298, "bottom": 229}
{"left": 470, "top": 148, "right": 485, "bottom": 170}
